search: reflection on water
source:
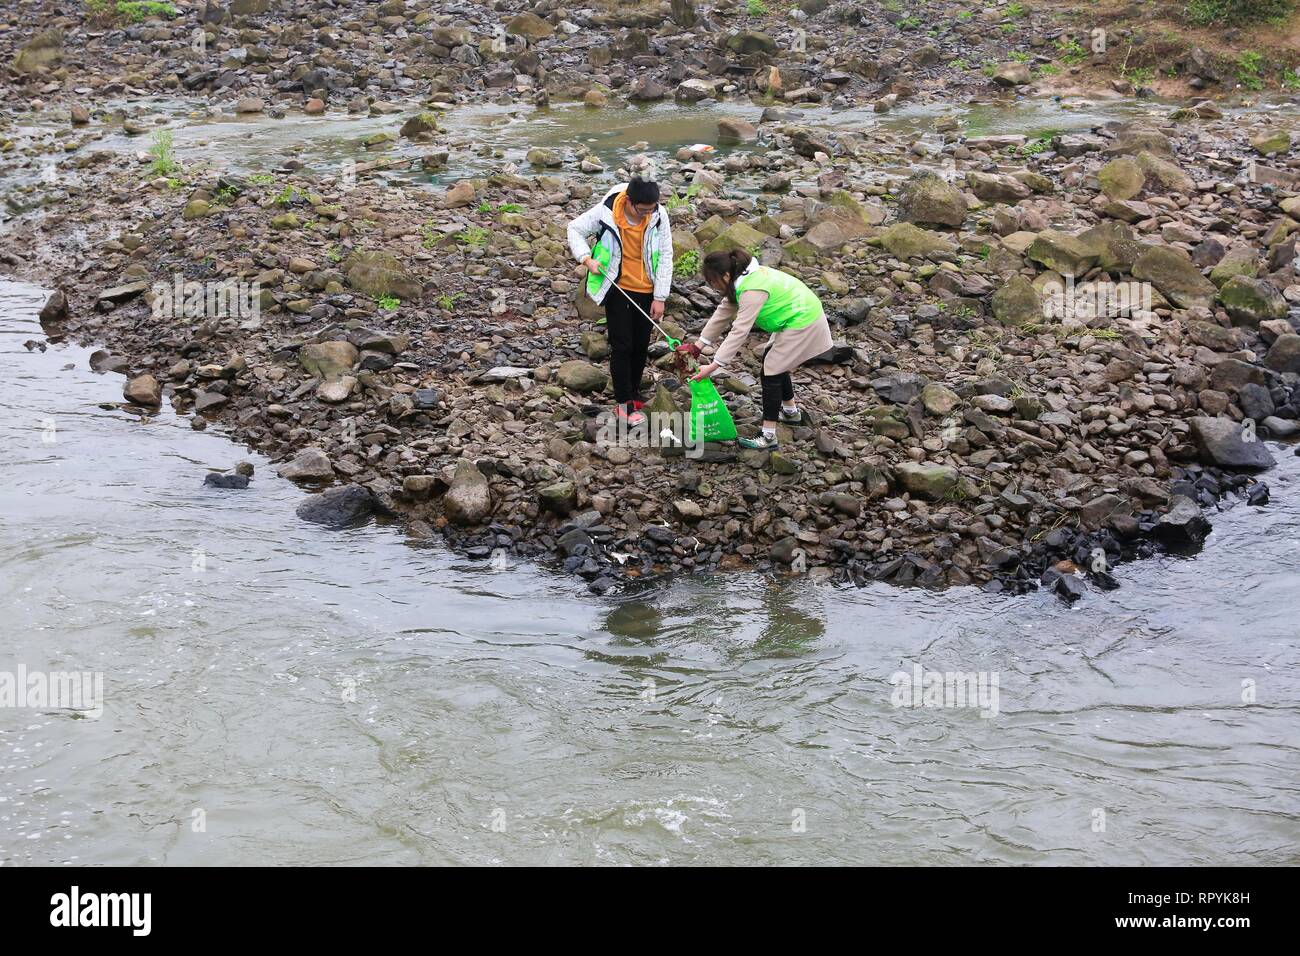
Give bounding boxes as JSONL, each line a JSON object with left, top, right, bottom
{"left": 2, "top": 269, "right": 1298, "bottom": 864}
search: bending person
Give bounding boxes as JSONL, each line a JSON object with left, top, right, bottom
{"left": 679, "top": 248, "right": 832, "bottom": 450}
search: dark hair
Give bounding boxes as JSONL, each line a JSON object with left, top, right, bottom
{"left": 702, "top": 248, "right": 753, "bottom": 303}
{"left": 626, "top": 176, "right": 659, "bottom": 206}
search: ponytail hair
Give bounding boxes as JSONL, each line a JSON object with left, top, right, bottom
{"left": 701, "top": 247, "right": 753, "bottom": 304}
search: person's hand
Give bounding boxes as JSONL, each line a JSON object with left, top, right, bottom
{"left": 650, "top": 299, "right": 665, "bottom": 320}
{"left": 584, "top": 257, "right": 602, "bottom": 275}
{"left": 675, "top": 341, "right": 702, "bottom": 358}
{"left": 692, "top": 362, "right": 719, "bottom": 381}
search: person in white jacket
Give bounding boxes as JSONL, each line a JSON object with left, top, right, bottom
{"left": 567, "top": 177, "right": 673, "bottom": 427}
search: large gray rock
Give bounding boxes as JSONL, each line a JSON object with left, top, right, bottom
{"left": 505, "top": 12, "right": 554, "bottom": 39}
{"left": 1026, "top": 231, "right": 1097, "bottom": 277}
{"left": 897, "top": 171, "right": 967, "bottom": 228}
{"left": 557, "top": 360, "right": 609, "bottom": 393}
{"left": 726, "top": 30, "right": 777, "bottom": 56}
{"left": 538, "top": 480, "right": 577, "bottom": 515}
{"left": 992, "top": 62, "right": 1031, "bottom": 86}
{"left": 277, "top": 447, "right": 334, "bottom": 481}
{"left": 12, "top": 28, "right": 63, "bottom": 74}
{"left": 991, "top": 275, "right": 1041, "bottom": 325}
{"left": 880, "top": 223, "right": 955, "bottom": 259}
{"left": 344, "top": 250, "right": 422, "bottom": 301}
{"left": 1098, "top": 158, "right": 1145, "bottom": 200}
{"left": 1264, "top": 333, "right": 1300, "bottom": 374}
{"left": 1189, "top": 417, "right": 1276, "bottom": 471}
{"left": 1132, "top": 245, "right": 1216, "bottom": 310}
{"left": 123, "top": 374, "right": 161, "bottom": 407}
{"left": 443, "top": 459, "right": 492, "bottom": 525}
{"left": 967, "top": 171, "right": 1031, "bottom": 204}
{"left": 1218, "top": 275, "right": 1288, "bottom": 327}
{"left": 895, "top": 462, "right": 976, "bottom": 500}
{"left": 299, "top": 341, "right": 358, "bottom": 379}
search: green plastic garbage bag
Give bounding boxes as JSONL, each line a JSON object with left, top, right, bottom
{"left": 687, "top": 378, "right": 738, "bottom": 444}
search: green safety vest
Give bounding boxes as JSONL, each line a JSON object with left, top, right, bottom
{"left": 734, "top": 266, "right": 824, "bottom": 333}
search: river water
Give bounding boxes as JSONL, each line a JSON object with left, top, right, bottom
{"left": 1, "top": 278, "right": 1297, "bottom": 865}
{"left": 1, "top": 92, "right": 1198, "bottom": 207}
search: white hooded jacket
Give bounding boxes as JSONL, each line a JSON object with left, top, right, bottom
{"left": 566, "top": 183, "right": 674, "bottom": 304}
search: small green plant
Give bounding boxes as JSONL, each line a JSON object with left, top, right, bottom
{"left": 1015, "top": 131, "right": 1058, "bottom": 156}
{"left": 1237, "top": 50, "right": 1265, "bottom": 91}
{"left": 898, "top": 14, "right": 923, "bottom": 29}
{"left": 674, "top": 249, "right": 701, "bottom": 278}
{"left": 437, "top": 292, "right": 463, "bottom": 311}
{"left": 747, "top": 0, "right": 768, "bottom": 14}
{"left": 212, "top": 184, "right": 237, "bottom": 205}
{"left": 1006, "top": 1, "right": 1026, "bottom": 17}
{"left": 1009, "top": 51, "right": 1032, "bottom": 63}
{"left": 1035, "top": 63, "right": 1061, "bottom": 77}
{"left": 325, "top": 246, "right": 343, "bottom": 263}
{"left": 420, "top": 221, "right": 440, "bottom": 249}
{"left": 665, "top": 180, "right": 704, "bottom": 211}
{"left": 1057, "top": 37, "right": 1087, "bottom": 66}
{"left": 456, "top": 226, "right": 490, "bottom": 247}
{"left": 377, "top": 295, "right": 400, "bottom": 312}
{"left": 956, "top": 10, "right": 974, "bottom": 20}
{"left": 147, "top": 129, "right": 178, "bottom": 177}
{"left": 247, "top": 173, "right": 276, "bottom": 187}
{"left": 1123, "top": 65, "right": 1156, "bottom": 87}
{"left": 999, "top": 21, "right": 1017, "bottom": 33}
{"left": 1282, "top": 68, "right": 1300, "bottom": 90}
{"left": 951, "top": 58, "right": 968, "bottom": 70}
{"left": 274, "top": 184, "right": 299, "bottom": 207}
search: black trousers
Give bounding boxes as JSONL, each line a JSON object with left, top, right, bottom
{"left": 604, "top": 286, "right": 654, "bottom": 405}
{"left": 760, "top": 372, "right": 794, "bottom": 422}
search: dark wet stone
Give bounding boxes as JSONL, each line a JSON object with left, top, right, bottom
{"left": 204, "top": 472, "right": 249, "bottom": 489}
{"left": 1055, "top": 574, "right": 1085, "bottom": 603}
{"left": 1153, "top": 495, "right": 1212, "bottom": 546}
{"left": 296, "top": 485, "right": 378, "bottom": 528}
{"left": 557, "top": 528, "right": 593, "bottom": 557}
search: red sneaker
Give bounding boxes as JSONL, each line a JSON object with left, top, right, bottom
{"left": 615, "top": 404, "right": 647, "bottom": 427}
{"left": 631, "top": 400, "right": 645, "bottom": 411}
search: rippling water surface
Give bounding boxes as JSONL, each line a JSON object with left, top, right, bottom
{"left": 1, "top": 279, "right": 1296, "bottom": 865}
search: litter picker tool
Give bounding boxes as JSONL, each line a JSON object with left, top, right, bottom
{"left": 577, "top": 260, "right": 680, "bottom": 348}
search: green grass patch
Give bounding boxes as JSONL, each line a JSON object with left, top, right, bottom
{"left": 1186, "top": 0, "right": 1295, "bottom": 26}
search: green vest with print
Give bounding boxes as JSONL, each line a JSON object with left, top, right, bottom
{"left": 734, "top": 266, "right": 823, "bottom": 333}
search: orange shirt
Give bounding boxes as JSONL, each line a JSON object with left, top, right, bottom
{"left": 612, "top": 191, "right": 653, "bottom": 294}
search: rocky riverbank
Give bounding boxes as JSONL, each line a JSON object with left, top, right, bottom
{"left": 4, "top": 1, "right": 1300, "bottom": 599}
